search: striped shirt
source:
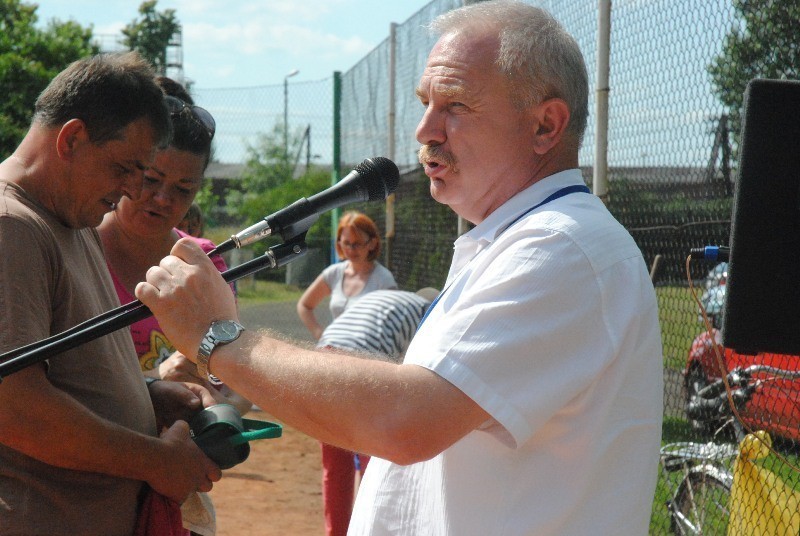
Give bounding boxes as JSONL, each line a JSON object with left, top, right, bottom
{"left": 317, "top": 290, "right": 431, "bottom": 362}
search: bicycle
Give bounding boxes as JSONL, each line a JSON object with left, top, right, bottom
{"left": 660, "top": 364, "right": 800, "bottom": 535}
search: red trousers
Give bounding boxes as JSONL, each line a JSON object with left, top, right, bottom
{"left": 321, "top": 442, "right": 370, "bottom": 536}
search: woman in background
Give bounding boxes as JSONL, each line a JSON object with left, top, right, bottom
{"left": 177, "top": 201, "right": 205, "bottom": 238}
{"left": 297, "top": 210, "right": 396, "bottom": 536}
{"left": 298, "top": 210, "right": 397, "bottom": 339}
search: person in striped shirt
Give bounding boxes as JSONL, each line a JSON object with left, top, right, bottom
{"left": 318, "top": 289, "right": 437, "bottom": 362}
{"left": 315, "top": 288, "right": 436, "bottom": 536}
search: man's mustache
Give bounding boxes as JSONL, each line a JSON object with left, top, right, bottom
{"left": 418, "top": 145, "right": 458, "bottom": 172}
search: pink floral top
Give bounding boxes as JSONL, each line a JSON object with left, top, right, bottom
{"left": 107, "top": 230, "right": 232, "bottom": 371}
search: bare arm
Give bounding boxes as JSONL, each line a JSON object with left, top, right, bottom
{"left": 206, "top": 334, "right": 489, "bottom": 464}
{"left": 0, "top": 363, "right": 221, "bottom": 503}
{"left": 296, "top": 274, "right": 331, "bottom": 340}
{"left": 137, "top": 239, "right": 490, "bottom": 464}
{"left": 158, "top": 351, "right": 253, "bottom": 415}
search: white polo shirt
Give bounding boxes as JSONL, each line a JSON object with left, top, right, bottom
{"left": 349, "top": 169, "right": 663, "bottom": 535}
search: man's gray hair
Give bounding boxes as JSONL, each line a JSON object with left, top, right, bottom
{"left": 430, "top": 0, "right": 589, "bottom": 146}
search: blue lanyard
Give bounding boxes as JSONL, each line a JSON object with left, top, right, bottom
{"left": 417, "top": 184, "right": 590, "bottom": 329}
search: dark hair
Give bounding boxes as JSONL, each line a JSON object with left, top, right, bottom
{"left": 33, "top": 51, "right": 171, "bottom": 147}
{"left": 157, "top": 76, "right": 215, "bottom": 169}
{"left": 156, "top": 76, "right": 192, "bottom": 104}
{"left": 335, "top": 211, "right": 382, "bottom": 262}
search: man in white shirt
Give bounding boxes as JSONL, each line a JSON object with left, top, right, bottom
{"left": 137, "top": 1, "right": 663, "bottom": 534}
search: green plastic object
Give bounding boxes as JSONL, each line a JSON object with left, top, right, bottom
{"left": 189, "top": 404, "right": 282, "bottom": 469}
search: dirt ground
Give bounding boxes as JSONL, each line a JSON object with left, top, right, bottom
{"left": 207, "top": 299, "right": 330, "bottom": 535}
{"left": 209, "top": 410, "right": 324, "bottom": 536}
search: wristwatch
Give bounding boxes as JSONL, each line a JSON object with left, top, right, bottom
{"left": 197, "top": 320, "right": 245, "bottom": 379}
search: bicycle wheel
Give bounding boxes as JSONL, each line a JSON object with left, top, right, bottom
{"left": 669, "top": 469, "right": 731, "bottom": 535}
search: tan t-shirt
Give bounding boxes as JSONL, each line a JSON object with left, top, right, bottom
{"left": 0, "top": 181, "right": 157, "bottom": 535}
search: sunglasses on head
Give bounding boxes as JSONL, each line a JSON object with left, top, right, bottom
{"left": 164, "top": 95, "right": 216, "bottom": 140}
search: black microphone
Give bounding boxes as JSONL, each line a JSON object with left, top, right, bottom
{"left": 214, "top": 157, "right": 400, "bottom": 253}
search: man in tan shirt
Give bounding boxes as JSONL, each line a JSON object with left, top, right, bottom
{"left": 0, "top": 52, "right": 221, "bottom": 535}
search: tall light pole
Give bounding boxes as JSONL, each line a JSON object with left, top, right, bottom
{"left": 284, "top": 69, "right": 299, "bottom": 161}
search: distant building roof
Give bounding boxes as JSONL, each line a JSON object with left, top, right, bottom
{"left": 205, "top": 162, "right": 245, "bottom": 180}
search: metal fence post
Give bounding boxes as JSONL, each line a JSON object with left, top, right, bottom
{"left": 593, "top": 0, "right": 611, "bottom": 204}
{"left": 331, "top": 71, "right": 342, "bottom": 264}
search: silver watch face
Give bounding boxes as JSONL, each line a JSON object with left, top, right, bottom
{"left": 209, "top": 320, "right": 243, "bottom": 342}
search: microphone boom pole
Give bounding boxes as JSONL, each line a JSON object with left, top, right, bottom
{"left": 0, "top": 240, "right": 307, "bottom": 381}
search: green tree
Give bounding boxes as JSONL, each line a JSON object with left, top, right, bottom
{"left": 708, "top": 0, "right": 800, "bottom": 149}
{"left": 237, "top": 123, "right": 296, "bottom": 201}
{"left": 227, "top": 121, "right": 331, "bottom": 249}
{"left": 0, "top": 0, "right": 97, "bottom": 157}
{"left": 193, "top": 180, "right": 219, "bottom": 227}
{"left": 122, "top": 0, "right": 179, "bottom": 75}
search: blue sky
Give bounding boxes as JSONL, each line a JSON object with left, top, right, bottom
{"left": 33, "top": 0, "right": 434, "bottom": 89}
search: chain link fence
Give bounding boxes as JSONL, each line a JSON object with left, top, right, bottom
{"left": 195, "top": 79, "right": 333, "bottom": 169}
{"left": 190, "top": 1, "right": 800, "bottom": 531}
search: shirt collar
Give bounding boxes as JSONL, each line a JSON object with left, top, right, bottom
{"left": 447, "top": 169, "right": 585, "bottom": 279}
{"left": 459, "top": 169, "right": 586, "bottom": 247}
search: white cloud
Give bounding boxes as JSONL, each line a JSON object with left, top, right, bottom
{"left": 183, "top": 19, "right": 373, "bottom": 60}
{"left": 32, "top": 0, "right": 431, "bottom": 87}
{"left": 173, "top": 0, "right": 347, "bottom": 24}
{"left": 91, "top": 21, "right": 126, "bottom": 36}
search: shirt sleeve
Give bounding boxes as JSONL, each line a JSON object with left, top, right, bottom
{"left": 320, "top": 262, "right": 339, "bottom": 288}
{"left": 369, "top": 263, "right": 398, "bottom": 291}
{"left": 0, "top": 216, "right": 56, "bottom": 352}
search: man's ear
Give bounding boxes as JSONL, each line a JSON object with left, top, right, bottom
{"left": 531, "top": 98, "right": 571, "bottom": 155}
{"left": 55, "top": 119, "right": 89, "bottom": 160}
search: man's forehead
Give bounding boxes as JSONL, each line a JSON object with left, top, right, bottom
{"left": 416, "top": 78, "right": 467, "bottom": 100}
{"left": 418, "top": 33, "right": 498, "bottom": 88}
{"left": 431, "top": 30, "right": 499, "bottom": 63}
{"left": 107, "top": 138, "right": 154, "bottom": 163}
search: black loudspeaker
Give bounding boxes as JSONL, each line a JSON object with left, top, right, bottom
{"left": 721, "top": 78, "right": 800, "bottom": 355}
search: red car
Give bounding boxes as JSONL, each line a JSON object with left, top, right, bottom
{"left": 684, "top": 264, "right": 800, "bottom": 442}
{"left": 684, "top": 335, "right": 800, "bottom": 442}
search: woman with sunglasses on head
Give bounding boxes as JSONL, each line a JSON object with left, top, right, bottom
{"left": 297, "top": 210, "right": 396, "bottom": 536}
{"left": 98, "top": 78, "right": 251, "bottom": 417}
